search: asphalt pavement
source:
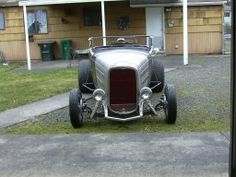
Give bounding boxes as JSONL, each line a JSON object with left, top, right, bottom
{"left": 0, "top": 133, "right": 229, "bottom": 177}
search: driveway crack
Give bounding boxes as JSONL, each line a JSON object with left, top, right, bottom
{"left": 219, "top": 131, "right": 230, "bottom": 142}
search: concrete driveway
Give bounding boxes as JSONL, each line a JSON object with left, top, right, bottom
{"left": 0, "top": 132, "right": 229, "bottom": 177}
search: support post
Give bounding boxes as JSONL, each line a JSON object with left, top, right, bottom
{"left": 101, "top": 0, "right": 106, "bottom": 46}
{"left": 183, "top": 0, "right": 188, "bottom": 65}
{"left": 23, "top": 5, "right": 31, "bottom": 70}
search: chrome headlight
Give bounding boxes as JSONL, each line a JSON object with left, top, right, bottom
{"left": 140, "top": 87, "right": 152, "bottom": 100}
{"left": 93, "top": 89, "right": 105, "bottom": 102}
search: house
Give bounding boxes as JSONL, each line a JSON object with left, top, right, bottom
{"left": 0, "top": 0, "right": 226, "bottom": 62}
{"left": 131, "top": 0, "right": 226, "bottom": 54}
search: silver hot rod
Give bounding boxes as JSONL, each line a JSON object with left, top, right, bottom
{"left": 69, "top": 36, "right": 177, "bottom": 128}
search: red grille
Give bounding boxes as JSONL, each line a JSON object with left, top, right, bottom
{"left": 109, "top": 68, "right": 137, "bottom": 112}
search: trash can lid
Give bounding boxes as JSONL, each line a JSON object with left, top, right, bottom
{"left": 60, "top": 39, "right": 72, "bottom": 42}
{"left": 38, "top": 41, "right": 56, "bottom": 45}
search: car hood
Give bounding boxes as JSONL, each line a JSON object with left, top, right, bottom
{"left": 93, "top": 48, "right": 150, "bottom": 70}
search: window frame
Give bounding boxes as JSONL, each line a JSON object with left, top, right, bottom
{"left": 27, "top": 9, "right": 48, "bottom": 35}
{"left": 225, "top": 12, "right": 231, "bottom": 17}
{"left": 0, "top": 11, "right": 5, "bottom": 30}
{"left": 83, "top": 7, "right": 102, "bottom": 27}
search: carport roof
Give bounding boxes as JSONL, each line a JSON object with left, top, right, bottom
{"left": 1, "top": 0, "right": 227, "bottom": 7}
{"left": 130, "top": 0, "right": 227, "bottom": 7}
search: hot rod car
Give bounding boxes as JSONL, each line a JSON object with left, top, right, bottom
{"left": 69, "top": 36, "right": 177, "bottom": 128}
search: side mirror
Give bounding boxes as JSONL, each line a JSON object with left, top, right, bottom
{"left": 153, "top": 48, "right": 159, "bottom": 54}
{"left": 151, "top": 48, "right": 160, "bottom": 56}
{"left": 88, "top": 37, "right": 93, "bottom": 48}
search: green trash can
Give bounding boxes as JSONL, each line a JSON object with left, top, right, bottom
{"left": 60, "top": 40, "right": 72, "bottom": 60}
{"left": 38, "top": 41, "right": 56, "bottom": 61}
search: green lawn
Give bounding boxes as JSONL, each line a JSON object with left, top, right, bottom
{"left": 0, "top": 87, "right": 230, "bottom": 134}
{"left": 0, "top": 59, "right": 230, "bottom": 134}
{"left": 0, "top": 63, "right": 77, "bottom": 112}
{"left": 0, "top": 110, "right": 229, "bottom": 135}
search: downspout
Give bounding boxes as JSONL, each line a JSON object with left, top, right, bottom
{"left": 222, "top": 4, "right": 225, "bottom": 54}
{"left": 23, "top": 5, "right": 31, "bottom": 70}
{"left": 101, "top": 0, "right": 106, "bottom": 46}
{"left": 162, "top": 7, "right": 166, "bottom": 52}
{"left": 183, "top": 0, "right": 188, "bottom": 65}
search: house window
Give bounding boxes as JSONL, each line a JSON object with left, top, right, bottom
{"left": 83, "top": 7, "right": 101, "bottom": 26}
{"left": 27, "top": 10, "right": 48, "bottom": 34}
{"left": 0, "top": 12, "right": 5, "bottom": 30}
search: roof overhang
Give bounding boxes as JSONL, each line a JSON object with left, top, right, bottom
{"left": 130, "top": 0, "right": 227, "bottom": 7}
{"left": 0, "top": 3, "right": 18, "bottom": 7}
{"left": 0, "top": 0, "right": 19, "bottom": 7}
{"left": 19, "top": 0, "right": 127, "bottom": 6}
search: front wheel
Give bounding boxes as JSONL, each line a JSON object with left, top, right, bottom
{"left": 78, "top": 60, "right": 95, "bottom": 93}
{"left": 150, "top": 60, "right": 165, "bottom": 93}
{"left": 164, "top": 84, "right": 177, "bottom": 124}
{"left": 69, "top": 89, "right": 83, "bottom": 128}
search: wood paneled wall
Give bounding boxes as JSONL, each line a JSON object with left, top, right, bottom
{"left": 106, "top": 1, "right": 145, "bottom": 36}
{"left": 0, "top": 7, "right": 25, "bottom": 42}
{"left": 0, "top": 2, "right": 145, "bottom": 60}
{"left": 165, "top": 6, "right": 223, "bottom": 54}
{"left": 166, "top": 32, "right": 222, "bottom": 54}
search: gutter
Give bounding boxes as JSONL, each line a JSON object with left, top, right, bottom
{"left": 0, "top": 2, "right": 19, "bottom": 7}
{"left": 19, "top": 0, "right": 127, "bottom": 6}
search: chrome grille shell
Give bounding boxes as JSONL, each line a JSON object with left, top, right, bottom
{"left": 90, "top": 47, "right": 152, "bottom": 114}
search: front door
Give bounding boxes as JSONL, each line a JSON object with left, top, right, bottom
{"left": 146, "top": 7, "right": 164, "bottom": 51}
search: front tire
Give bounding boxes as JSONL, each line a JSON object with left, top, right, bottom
{"left": 150, "top": 60, "right": 165, "bottom": 93}
{"left": 69, "top": 89, "right": 83, "bottom": 128}
{"left": 164, "top": 84, "right": 177, "bottom": 124}
{"left": 78, "top": 60, "right": 94, "bottom": 93}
